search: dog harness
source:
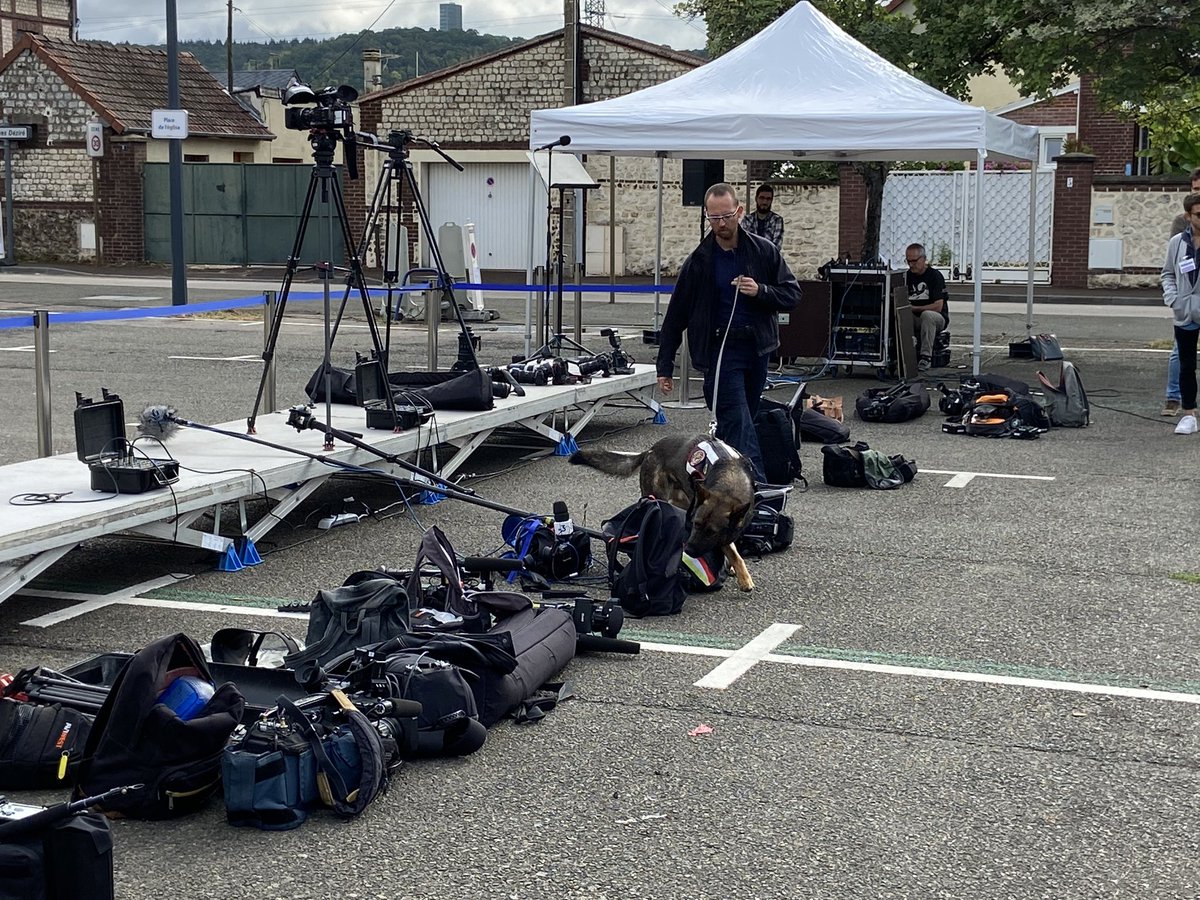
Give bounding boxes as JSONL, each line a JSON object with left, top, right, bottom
{"left": 685, "top": 437, "right": 742, "bottom": 483}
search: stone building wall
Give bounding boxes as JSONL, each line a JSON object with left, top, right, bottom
{"left": 1, "top": 0, "right": 73, "bottom": 56}
{"left": 0, "top": 48, "right": 97, "bottom": 260}
{"left": 584, "top": 156, "right": 838, "bottom": 278}
{"left": 1089, "top": 182, "right": 1189, "bottom": 289}
{"left": 371, "top": 36, "right": 696, "bottom": 149}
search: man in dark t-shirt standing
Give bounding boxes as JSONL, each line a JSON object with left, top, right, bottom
{"left": 904, "top": 242, "right": 949, "bottom": 372}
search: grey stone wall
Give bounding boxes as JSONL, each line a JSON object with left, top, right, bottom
{"left": 585, "top": 157, "right": 839, "bottom": 278}
{"left": 1090, "top": 189, "right": 1188, "bottom": 289}
{"left": 377, "top": 36, "right": 694, "bottom": 145}
{"left": 0, "top": 51, "right": 95, "bottom": 139}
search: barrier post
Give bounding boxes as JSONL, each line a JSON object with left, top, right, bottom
{"left": 533, "top": 265, "right": 545, "bottom": 351}
{"left": 425, "top": 278, "right": 439, "bottom": 369}
{"left": 262, "top": 291, "right": 276, "bottom": 414}
{"left": 34, "top": 310, "right": 52, "bottom": 457}
{"left": 660, "top": 334, "right": 704, "bottom": 410}
{"left": 573, "top": 261, "right": 583, "bottom": 345}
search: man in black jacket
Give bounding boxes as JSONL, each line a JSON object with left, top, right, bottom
{"left": 656, "top": 182, "right": 801, "bottom": 482}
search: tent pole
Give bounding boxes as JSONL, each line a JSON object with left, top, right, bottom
{"left": 1025, "top": 149, "right": 1039, "bottom": 338}
{"left": 525, "top": 163, "right": 537, "bottom": 359}
{"left": 609, "top": 155, "right": 616, "bottom": 304}
{"left": 972, "top": 149, "right": 986, "bottom": 376}
{"left": 654, "top": 152, "right": 664, "bottom": 330}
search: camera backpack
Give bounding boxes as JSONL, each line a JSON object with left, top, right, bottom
{"left": 284, "top": 572, "right": 411, "bottom": 688}
{"left": 1037, "top": 360, "right": 1090, "bottom": 427}
{"left": 753, "top": 401, "right": 804, "bottom": 486}
{"left": 70, "top": 633, "right": 245, "bottom": 819}
{"left": 854, "top": 381, "right": 930, "bottom": 423}
{"left": 0, "top": 698, "right": 92, "bottom": 790}
{"left": 0, "top": 806, "right": 113, "bottom": 900}
{"left": 603, "top": 497, "right": 688, "bottom": 616}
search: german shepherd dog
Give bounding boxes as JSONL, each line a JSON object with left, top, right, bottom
{"left": 570, "top": 434, "right": 757, "bottom": 591}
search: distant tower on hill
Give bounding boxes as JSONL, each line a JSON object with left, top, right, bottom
{"left": 583, "top": 0, "right": 606, "bottom": 28}
{"left": 439, "top": 3, "right": 463, "bottom": 31}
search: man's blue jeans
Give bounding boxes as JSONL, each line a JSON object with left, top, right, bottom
{"left": 702, "top": 334, "right": 767, "bottom": 482}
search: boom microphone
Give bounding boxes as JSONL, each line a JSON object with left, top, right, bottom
{"left": 137, "top": 404, "right": 182, "bottom": 440}
{"left": 535, "top": 135, "right": 571, "bottom": 151}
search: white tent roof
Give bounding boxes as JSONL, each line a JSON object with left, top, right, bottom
{"left": 530, "top": 1, "right": 1038, "bottom": 163}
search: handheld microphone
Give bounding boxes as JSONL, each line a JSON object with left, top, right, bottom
{"left": 137, "top": 404, "right": 182, "bottom": 440}
{"left": 535, "top": 135, "right": 571, "bottom": 151}
{"left": 552, "top": 500, "right": 574, "bottom": 538}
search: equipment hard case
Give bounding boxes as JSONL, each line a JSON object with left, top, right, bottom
{"left": 73, "top": 389, "right": 179, "bottom": 494}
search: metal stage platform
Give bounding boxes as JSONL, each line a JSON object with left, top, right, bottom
{"left": 0, "top": 365, "right": 660, "bottom": 608}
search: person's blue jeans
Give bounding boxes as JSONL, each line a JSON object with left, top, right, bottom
{"left": 1167, "top": 340, "right": 1180, "bottom": 402}
{"left": 702, "top": 334, "right": 767, "bottom": 482}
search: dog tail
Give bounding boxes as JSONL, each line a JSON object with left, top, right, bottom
{"left": 568, "top": 447, "right": 647, "bottom": 478}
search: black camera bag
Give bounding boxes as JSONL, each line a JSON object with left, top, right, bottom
{"left": 0, "top": 699, "right": 92, "bottom": 790}
{"left": 735, "top": 502, "right": 795, "bottom": 557}
{"left": 821, "top": 442, "right": 867, "bottom": 487}
{"left": 0, "top": 809, "right": 113, "bottom": 900}
{"left": 70, "top": 633, "right": 244, "bottom": 820}
{"left": 855, "top": 381, "right": 930, "bottom": 423}
{"left": 285, "top": 574, "right": 410, "bottom": 688}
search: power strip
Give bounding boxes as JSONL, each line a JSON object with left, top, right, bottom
{"left": 317, "top": 513, "right": 361, "bottom": 530}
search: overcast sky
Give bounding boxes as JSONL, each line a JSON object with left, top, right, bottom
{"left": 76, "top": 0, "right": 707, "bottom": 51}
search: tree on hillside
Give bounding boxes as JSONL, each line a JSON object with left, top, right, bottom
{"left": 673, "top": 0, "right": 919, "bottom": 260}
{"left": 915, "top": 0, "right": 1200, "bottom": 172}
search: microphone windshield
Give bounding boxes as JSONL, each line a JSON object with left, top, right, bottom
{"left": 137, "top": 404, "right": 180, "bottom": 440}
{"left": 559, "top": 135, "right": 571, "bottom": 147}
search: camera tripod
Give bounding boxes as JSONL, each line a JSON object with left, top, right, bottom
{"left": 247, "top": 128, "right": 399, "bottom": 442}
{"left": 348, "top": 129, "right": 481, "bottom": 374}
{"left": 525, "top": 147, "right": 594, "bottom": 362}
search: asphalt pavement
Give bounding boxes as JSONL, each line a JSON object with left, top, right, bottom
{"left": 0, "top": 265, "right": 1195, "bottom": 900}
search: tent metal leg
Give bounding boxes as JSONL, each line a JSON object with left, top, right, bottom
{"left": 971, "top": 149, "right": 986, "bottom": 376}
{"left": 1025, "top": 149, "right": 1040, "bottom": 338}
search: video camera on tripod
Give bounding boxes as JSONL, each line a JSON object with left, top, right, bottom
{"left": 283, "top": 82, "right": 357, "bottom": 133}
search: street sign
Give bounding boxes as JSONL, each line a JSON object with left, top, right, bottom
{"left": 151, "top": 109, "right": 189, "bottom": 140}
{"left": 0, "top": 125, "right": 30, "bottom": 141}
{"left": 86, "top": 120, "right": 104, "bottom": 158}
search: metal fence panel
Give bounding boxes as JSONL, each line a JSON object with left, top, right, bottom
{"left": 881, "top": 169, "right": 1053, "bottom": 282}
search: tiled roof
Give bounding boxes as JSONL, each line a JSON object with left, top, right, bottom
{"left": 210, "top": 69, "right": 300, "bottom": 93}
{"left": 12, "top": 35, "right": 273, "bottom": 139}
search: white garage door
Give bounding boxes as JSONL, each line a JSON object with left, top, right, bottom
{"left": 426, "top": 162, "right": 537, "bottom": 272}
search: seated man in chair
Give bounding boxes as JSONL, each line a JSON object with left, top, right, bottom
{"left": 904, "top": 242, "right": 949, "bottom": 372}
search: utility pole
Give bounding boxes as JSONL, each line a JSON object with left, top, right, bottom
{"left": 167, "top": 0, "right": 187, "bottom": 305}
{"left": 226, "top": 0, "right": 234, "bottom": 95}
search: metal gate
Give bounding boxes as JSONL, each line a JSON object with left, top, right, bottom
{"left": 880, "top": 169, "right": 1053, "bottom": 283}
{"left": 144, "top": 163, "right": 344, "bottom": 265}
{"left": 426, "top": 162, "right": 532, "bottom": 270}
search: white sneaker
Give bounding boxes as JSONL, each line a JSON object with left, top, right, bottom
{"left": 1175, "top": 414, "right": 1198, "bottom": 435}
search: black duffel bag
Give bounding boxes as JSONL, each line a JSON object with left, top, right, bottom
{"left": 855, "top": 381, "right": 930, "bottom": 423}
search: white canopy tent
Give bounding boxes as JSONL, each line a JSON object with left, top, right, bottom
{"left": 529, "top": 0, "right": 1043, "bottom": 374}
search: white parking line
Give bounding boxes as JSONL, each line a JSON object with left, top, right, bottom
{"left": 692, "top": 623, "right": 801, "bottom": 689}
{"left": 921, "top": 469, "right": 1056, "bottom": 488}
{"left": 167, "top": 354, "right": 262, "bottom": 362}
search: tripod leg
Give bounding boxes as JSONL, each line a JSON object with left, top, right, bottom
{"left": 327, "top": 171, "right": 404, "bottom": 426}
{"left": 402, "top": 161, "right": 481, "bottom": 370}
{"left": 247, "top": 170, "right": 322, "bottom": 433}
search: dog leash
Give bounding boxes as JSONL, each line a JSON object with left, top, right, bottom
{"left": 709, "top": 285, "right": 741, "bottom": 437}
